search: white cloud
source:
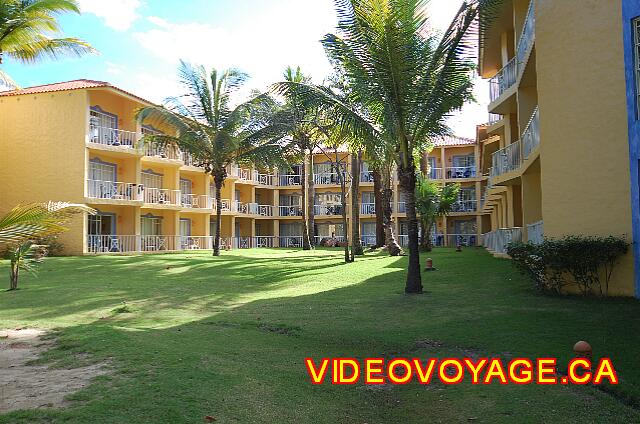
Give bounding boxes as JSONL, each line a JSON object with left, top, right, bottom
{"left": 78, "top": 0, "right": 142, "bottom": 31}
{"left": 130, "top": 0, "right": 485, "bottom": 137}
{"left": 133, "top": 0, "right": 336, "bottom": 95}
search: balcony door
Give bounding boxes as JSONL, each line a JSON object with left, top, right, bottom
{"left": 88, "top": 160, "right": 117, "bottom": 198}
{"left": 180, "top": 179, "right": 193, "bottom": 206}
{"left": 88, "top": 213, "right": 115, "bottom": 236}
{"left": 141, "top": 215, "right": 162, "bottom": 236}
{"left": 141, "top": 170, "right": 163, "bottom": 203}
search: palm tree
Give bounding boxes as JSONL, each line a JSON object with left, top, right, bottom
{"left": 137, "top": 61, "right": 286, "bottom": 256}
{"left": 350, "top": 149, "right": 364, "bottom": 257}
{"left": 0, "top": 0, "right": 95, "bottom": 87}
{"left": 415, "top": 175, "right": 459, "bottom": 251}
{"left": 0, "top": 202, "right": 95, "bottom": 246}
{"left": 276, "top": 0, "right": 498, "bottom": 293}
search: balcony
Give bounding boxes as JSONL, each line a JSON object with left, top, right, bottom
{"left": 446, "top": 166, "right": 476, "bottom": 179}
{"left": 181, "top": 194, "right": 212, "bottom": 209}
{"left": 314, "top": 172, "right": 341, "bottom": 185}
{"left": 233, "top": 201, "right": 259, "bottom": 214}
{"left": 491, "top": 141, "right": 521, "bottom": 178}
{"left": 144, "top": 143, "right": 181, "bottom": 161}
{"left": 143, "top": 188, "right": 181, "bottom": 206}
{"left": 181, "top": 152, "right": 200, "bottom": 168}
{"left": 87, "top": 180, "right": 143, "bottom": 202}
{"left": 213, "top": 199, "right": 232, "bottom": 212}
{"left": 482, "top": 227, "right": 523, "bottom": 254}
{"left": 278, "top": 174, "right": 301, "bottom": 186}
{"left": 521, "top": 107, "right": 540, "bottom": 160}
{"left": 488, "top": 113, "right": 502, "bottom": 125}
{"left": 451, "top": 200, "right": 477, "bottom": 213}
{"left": 87, "top": 235, "right": 214, "bottom": 253}
{"left": 360, "top": 203, "right": 375, "bottom": 215}
{"left": 361, "top": 235, "right": 377, "bottom": 246}
{"left": 278, "top": 205, "right": 303, "bottom": 217}
{"left": 257, "top": 204, "right": 276, "bottom": 217}
{"left": 89, "top": 124, "right": 137, "bottom": 148}
{"left": 314, "top": 204, "right": 344, "bottom": 216}
{"left": 360, "top": 171, "right": 375, "bottom": 183}
{"left": 256, "top": 173, "right": 275, "bottom": 186}
{"left": 428, "top": 168, "right": 443, "bottom": 179}
{"left": 489, "top": 57, "right": 517, "bottom": 103}
{"left": 517, "top": 0, "right": 535, "bottom": 69}
{"left": 526, "top": 220, "right": 544, "bottom": 244}
{"left": 279, "top": 236, "right": 303, "bottom": 248}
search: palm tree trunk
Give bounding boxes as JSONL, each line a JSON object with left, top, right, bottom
{"left": 398, "top": 165, "right": 423, "bottom": 294}
{"left": 382, "top": 168, "right": 402, "bottom": 256}
{"left": 308, "top": 151, "right": 315, "bottom": 247}
{"left": 373, "top": 169, "right": 385, "bottom": 248}
{"left": 213, "top": 177, "right": 224, "bottom": 256}
{"left": 9, "top": 261, "right": 18, "bottom": 290}
{"left": 300, "top": 154, "right": 311, "bottom": 250}
{"left": 334, "top": 150, "right": 351, "bottom": 263}
{"left": 351, "top": 151, "right": 363, "bottom": 256}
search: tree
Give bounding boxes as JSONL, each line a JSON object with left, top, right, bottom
{"left": 0, "top": 202, "right": 94, "bottom": 246}
{"left": 350, "top": 149, "right": 364, "bottom": 257}
{"left": 137, "top": 61, "right": 286, "bottom": 256}
{"left": 415, "top": 175, "right": 459, "bottom": 251}
{"left": 0, "top": 201, "right": 94, "bottom": 290}
{"left": 277, "top": 0, "right": 497, "bottom": 293}
{"left": 0, "top": 0, "right": 95, "bottom": 87}
{"left": 7, "top": 242, "right": 41, "bottom": 290}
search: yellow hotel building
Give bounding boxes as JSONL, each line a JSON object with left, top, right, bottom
{"left": 0, "top": 80, "right": 482, "bottom": 256}
{"left": 477, "top": 0, "right": 640, "bottom": 297}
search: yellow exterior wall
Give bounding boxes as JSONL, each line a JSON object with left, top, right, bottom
{"left": 536, "top": 0, "right": 633, "bottom": 295}
{"left": 0, "top": 91, "right": 88, "bottom": 254}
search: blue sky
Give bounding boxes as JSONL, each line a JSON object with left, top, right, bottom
{"left": 2, "top": 0, "right": 488, "bottom": 138}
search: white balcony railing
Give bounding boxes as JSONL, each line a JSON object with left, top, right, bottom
{"left": 451, "top": 200, "right": 477, "bottom": 213}
{"left": 181, "top": 151, "right": 199, "bottom": 167}
{"left": 360, "top": 203, "right": 375, "bottom": 215}
{"left": 314, "top": 235, "right": 345, "bottom": 246}
{"left": 257, "top": 204, "right": 276, "bottom": 217}
{"left": 446, "top": 166, "right": 476, "bottom": 179}
{"left": 278, "top": 205, "right": 303, "bottom": 217}
{"left": 361, "top": 235, "right": 377, "bottom": 246}
{"left": 521, "top": 107, "right": 540, "bottom": 160}
{"left": 491, "top": 141, "right": 522, "bottom": 177}
{"left": 144, "top": 143, "right": 181, "bottom": 160}
{"left": 89, "top": 125, "right": 137, "bottom": 148}
{"left": 181, "top": 194, "right": 212, "bottom": 209}
{"left": 87, "top": 180, "right": 143, "bottom": 201}
{"left": 447, "top": 234, "right": 479, "bottom": 247}
{"left": 517, "top": 0, "right": 536, "bottom": 68}
{"left": 144, "top": 188, "right": 181, "bottom": 206}
{"left": 233, "top": 201, "right": 259, "bottom": 214}
{"left": 314, "top": 204, "right": 344, "bottom": 216}
{"left": 428, "top": 168, "right": 443, "bottom": 180}
{"left": 279, "top": 236, "right": 303, "bottom": 248}
{"left": 314, "top": 173, "right": 340, "bottom": 185}
{"left": 527, "top": 220, "right": 544, "bottom": 244}
{"left": 212, "top": 199, "right": 231, "bottom": 212}
{"left": 488, "top": 113, "right": 502, "bottom": 124}
{"left": 489, "top": 57, "right": 517, "bottom": 102}
{"left": 278, "top": 174, "right": 302, "bottom": 186}
{"left": 398, "top": 235, "right": 408, "bottom": 247}
{"left": 256, "top": 173, "right": 275, "bottom": 186}
{"left": 482, "top": 228, "right": 523, "bottom": 254}
{"left": 360, "top": 171, "right": 375, "bottom": 183}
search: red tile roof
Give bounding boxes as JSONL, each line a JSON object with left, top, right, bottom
{"left": 0, "top": 79, "right": 154, "bottom": 104}
{"left": 433, "top": 135, "right": 476, "bottom": 147}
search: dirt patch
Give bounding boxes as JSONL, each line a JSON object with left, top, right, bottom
{"left": 0, "top": 328, "right": 108, "bottom": 414}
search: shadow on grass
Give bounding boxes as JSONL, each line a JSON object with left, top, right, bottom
{"left": 0, "top": 248, "right": 639, "bottom": 423}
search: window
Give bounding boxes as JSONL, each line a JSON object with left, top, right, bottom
{"left": 362, "top": 192, "right": 375, "bottom": 204}
{"left": 141, "top": 216, "right": 161, "bottom": 236}
{"left": 634, "top": 17, "right": 640, "bottom": 119}
{"left": 141, "top": 171, "right": 163, "bottom": 189}
{"left": 361, "top": 222, "right": 376, "bottom": 236}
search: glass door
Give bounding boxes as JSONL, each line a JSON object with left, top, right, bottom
{"left": 88, "top": 160, "right": 117, "bottom": 199}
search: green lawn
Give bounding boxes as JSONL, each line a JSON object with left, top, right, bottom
{"left": 0, "top": 248, "right": 639, "bottom": 423}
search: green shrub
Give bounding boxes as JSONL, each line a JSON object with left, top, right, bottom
{"left": 506, "top": 235, "right": 628, "bottom": 296}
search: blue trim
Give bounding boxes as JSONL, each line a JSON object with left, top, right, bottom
{"left": 89, "top": 157, "right": 118, "bottom": 181}
{"left": 141, "top": 168, "right": 164, "bottom": 176}
{"left": 90, "top": 105, "right": 118, "bottom": 129}
{"left": 622, "top": 0, "right": 640, "bottom": 297}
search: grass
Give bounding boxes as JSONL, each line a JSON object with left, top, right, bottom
{"left": 0, "top": 247, "right": 639, "bottom": 423}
